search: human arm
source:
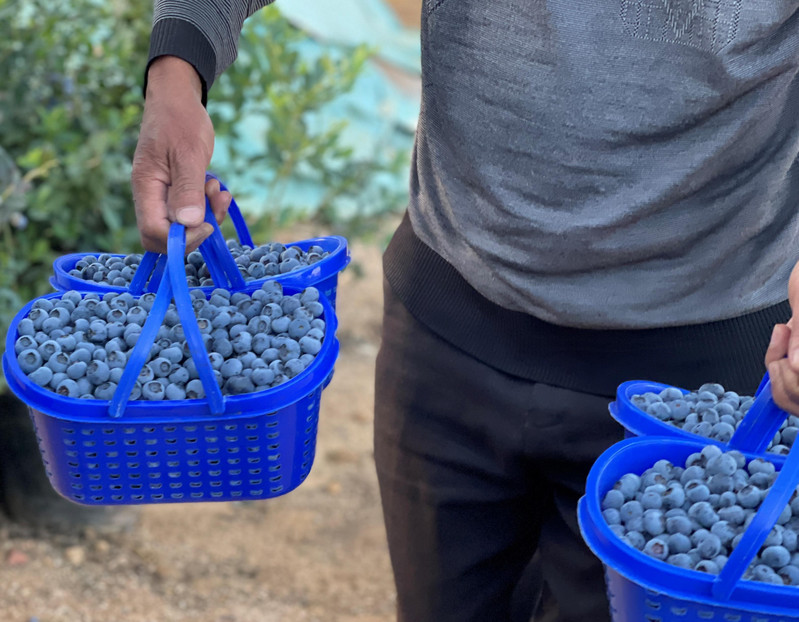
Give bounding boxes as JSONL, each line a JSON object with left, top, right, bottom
{"left": 764, "top": 259, "right": 799, "bottom": 415}
{"left": 132, "top": 1, "right": 274, "bottom": 253}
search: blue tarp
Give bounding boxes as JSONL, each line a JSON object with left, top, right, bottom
{"left": 209, "top": 0, "right": 421, "bottom": 220}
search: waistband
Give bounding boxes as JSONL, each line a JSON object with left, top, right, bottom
{"left": 383, "top": 212, "right": 790, "bottom": 397}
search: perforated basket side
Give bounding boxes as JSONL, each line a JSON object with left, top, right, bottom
{"left": 28, "top": 385, "right": 323, "bottom": 506}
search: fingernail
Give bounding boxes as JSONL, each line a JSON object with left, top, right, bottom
{"left": 791, "top": 350, "right": 799, "bottom": 367}
{"left": 176, "top": 206, "right": 204, "bottom": 225}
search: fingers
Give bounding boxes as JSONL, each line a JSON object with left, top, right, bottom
{"left": 768, "top": 358, "right": 799, "bottom": 416}
{"left": 167, "top": 156, "right": 208, "bottom": 228}
{"left": 205, "top": 178, "right": 232, "bottom": 225}
{"left": 765, "top": 324, "right": 791, "bottom": 367}
{"left": 132, "top": 144, "right": 171, "bottom": 254}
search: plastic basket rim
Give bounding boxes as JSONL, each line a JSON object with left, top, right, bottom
{"left": 51, "top": 234, "right": 350, "bottom": 294}
{"left": 4, "top": 286, "right": 339, "bottom": 423}
{"left": 609, "top": 380, "right": 790, "bottom": 464}
{"left": 579, "top": 436, "right": 799, "bottom": 617}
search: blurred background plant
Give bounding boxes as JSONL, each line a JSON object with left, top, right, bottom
{"left": 0, "top": 0, "right": 411, "bottom": 391}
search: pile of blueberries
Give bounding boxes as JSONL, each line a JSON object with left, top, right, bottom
{"left": 631, "top": 383, "right": 798, "bottom": 455}
{"left": 602, "top": 444, "right": 799, "bottom": 584}
{"left": 13, "top": 280, "right": 326, "bottom": 401}
{"left": 68, "top": 239, "right": 330, "bottom": 288}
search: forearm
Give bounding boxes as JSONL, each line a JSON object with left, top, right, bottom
{"left": 146, "top": 0, "right": 274, "bottom": 103}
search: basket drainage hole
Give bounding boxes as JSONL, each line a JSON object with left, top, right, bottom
{"left": 73, "top": 494, "right": 85, "bottom": 501}
{"left": 170, "top": 493, "right": 184, "bottom": 499}
{"left": 190, "top": 492, "right": 204, "bottom": 498}
{"left": 645, "top": 600, "right": 661, "bottom": 611}
{"left": 270, "top": 486, "right": 283, "bottom": 494}
{"left": 190, "top": 482, "right": 202, "bottom": 488}
{"left": 697, "top": 613, "right": 714, "bottom": 620}
{"left": 152, "top": 494, "right": 164, "bottom": 500}
{"left": 131, "top": 495, "right": 144, "bottom": 501}
{"left": 229, "top": 469, "right": 241, "bottom": 476}
{"left": 670, "top": 608, "right": 687, "bottom": 617}
{"left": 231, "top": 491, "right": 242, "bottom": 497}
{"left": 644, "top": 617, "right": 661, "bottom": 622}
{"left": 211, "top": 492, "right": 223, "bottom": 498}
{"left": 723, "top": 617, "right": 741, "bottom": 622}
{"left": 111, "top": 495, "right": 123, "bottom": 501}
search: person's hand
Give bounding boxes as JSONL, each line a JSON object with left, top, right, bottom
{"left": 131, "top": 55, "right": 231, "bottom": 254}
{"left": 765, "top": 259, "right": 799, "bottom": 414}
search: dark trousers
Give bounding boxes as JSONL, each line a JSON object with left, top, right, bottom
{"left": 374, "top": 278, "right": 623, "bottom": 622}
{"left": 373, "top": 275, "right": 782, "bottom": 622}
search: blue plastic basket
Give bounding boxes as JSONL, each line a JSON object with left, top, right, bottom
{"left": 609, "top": 376, "right": 787, "bottom": 459}
{"left": 579, "top": 387, "right": 799, "bottom": 621}
{"left": 49, "top": 174, "right": 350, "bottom": 307}
{"left": 3, "top": 223, "right": 340, "bottom": 506}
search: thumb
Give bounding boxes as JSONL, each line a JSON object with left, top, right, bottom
{"left": 787, "top": 260, "right": 799, "bottom": 368}
{"left": 167, "top": 158, "right": 207, "bottom": 227}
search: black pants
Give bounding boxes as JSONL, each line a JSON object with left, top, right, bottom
{"left": 373, "top": 275, "right": 784, "bottom": 622}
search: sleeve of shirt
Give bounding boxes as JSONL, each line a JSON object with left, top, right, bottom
{"left": 145, "top": 0, "right": 274, "bottom": 105}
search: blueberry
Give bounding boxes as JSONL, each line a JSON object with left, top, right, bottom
{"left": 56, "top": 378, "right": 80, "bottom": 398}
{"left": 640, "top": 490, "right": 662, "bottom": 510}
{"left": 150, "top": 357, "right": 172, "bottom": 378}
{"left": 685, "top": 481, "right": 711, "bottom": 504}
{"left": 17, "top": 348, "right": 43, "bottom": 374}
{"left": 261, "top": 348, "right": 280, "bottom": 364}
{"left": 46, "top": 352, "right": 70, "bottom": 374}
{"left": 165, "top": 383, "right": 186, "bottom": 400}
{"left": 278, "top": 339, "right": 300, "bottom": 362}
{"left": 185, "top": 379, "right": 205, "bottom": 399}
{"left": 263, "top": 303, "right": 283, "bottom": 319}
{"left": 688, "top": 502, "right": 718, "bottom": 528}
{"left": 603, "top": 489, "right": 626, "bottom": 511}
{"left": 662, "top": 482, "right": 686, "bottom": 510}
{"left": 28, "top": 366, "right": 54, "bottom": 387}
{"left": 749, "top": 458, "right": 776, "bottom": 477}
{"left": 251, "top": 367, "right": 276, "bottom": 387}
{"left": 642, "top": 509, "right": 665, "bottom": 536}
{"left": 667, "top": 553, "right": 694, "bottom": 569}
{"left": 220, "top": 358, "right": 243, "bottom": 379}
{"left": 160, "top": 346, "right": 184, "bottom": 365}
{"left": 86, "top": 360, "right": 110, "bottom": 385}
{"left": 285, "top": 358, "right": 306, "bottom": 378}
{"left": 666, "top": 514, "right": 692, "bottom": 536}
{"left": 271, "top": 316, "right": 291, "bottom": 334}
{"left": 93, "top": 382, "right": 117, "bottom": 400}
{"left": 64, "top": 361, "right": 86, "bottom": 381}
{"left": 779, "top": 564, "right": 799, "bottom": 586}
{"left": 305, "top": 301, "right": 324, "bottom": 318}
{"left": 643, "top": 537, "right": 669, "bottom": 561}
{"left": 762, "top": 545, "right": 791, "bottom": 569}
{"left": 737, "top": 486, "right": 761, "bottom": 508}
{"left": 107, "top": 350, "right": 127, "bottom": 370}
{"left": 169, "top": 366, "right": 190, "bottom": 385}
{"left": 299, "top": 287, "right": 320, "bottom": 305}
{"left": 212, "top": 338, "right": 234, "bottom": 359}
{"left": 14, "top": 335, "right": 37, "bottom": 355}
{"left": 207, "top": 352, "right": 224, "bottom": 371}
{"left": 141, "top": 381, "right": 165, "bottom": 401}
{"left": 666, "top": 532, "right": 691, "bottom": 555}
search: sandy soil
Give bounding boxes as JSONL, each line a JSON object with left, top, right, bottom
{"left": 0, "top": 221, "right": 402, "bottom": 622}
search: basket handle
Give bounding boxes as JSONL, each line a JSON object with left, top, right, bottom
{"left": 128, "top": 173, "right": 250, "bottom": 293}
{"left": 108, "top": 223, "right": 225, "bottom": 418}
{"left": 727, "top": 373, "right": 786, "bottom": 454}
{"left": 712, "top": 384, "right": 798, "bottom": 600}
{"left": 205, "top": 171, "right": 255, "bottom": 248}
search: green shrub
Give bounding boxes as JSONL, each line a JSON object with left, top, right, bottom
{"left": 0, "top": 0, "right": 406, "bottom": 391}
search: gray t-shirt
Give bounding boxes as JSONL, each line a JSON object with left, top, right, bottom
{"left": 408, "top": 0, "right": 799, "bottom": 329}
